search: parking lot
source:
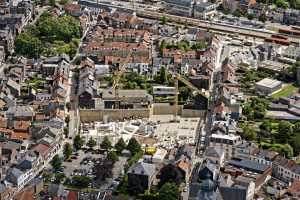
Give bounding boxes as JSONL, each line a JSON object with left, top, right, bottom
{"left": 62, "top": 150, "right": 104, "bottom": 177}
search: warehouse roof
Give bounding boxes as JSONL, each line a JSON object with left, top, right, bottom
{"left": 255, "top": 78, "right": 282, "bottom": 88}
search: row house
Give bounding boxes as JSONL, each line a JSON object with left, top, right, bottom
{"left": 0, "top": 28, "right": 13, "bottom": 56}
{"left": 78, "top": 59, "right": 98, "bottom": 109}
{"left": 198, "top": 46, "right": 218, "bottom": 66}
{"left": 272, "top": 156, "right": 300, "bottom": 183}
{"left": 105, "top": 56, "right": 150, "bottom": 75}
{"left": 41, "top": 55, "right": 70, "bottom": 80}
{"left": 162, "top": 49, "right": 197, "bottom": 60}
{"left": 92, "top": 27, "right": 150, "bottom": 44}
{"left": 84, "top": 41, "right": 150, "bottom": 59}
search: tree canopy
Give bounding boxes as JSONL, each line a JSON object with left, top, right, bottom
{"left": 51, "top": 155, "right": 62, "bottom": 171}
{"left": 241, "top": 123, "right": 257, "bottom": 141}
{"left": 275, "top": 121, "right": 293, "bottom": 144}
{"left": 115, "top": 138, "right": 127, "bottom": 154}
{"left": 158, "top": 164, "right": 184, "bottom": 187}
{"left": 87, "top": 137, "right": 97, "bottom": 149}
{"left": 63, "top": 143, "right": 73, "bottom": 160}
{"left": 73, "top": 135, "right": 84, "bottom": 150}
{"left": 242, "top": 97, "right": 268, "bottom": 120}
{"left": 158, "top": 182, "right": 180, "bottom": 200}
{"left": 127, "top": 137, "right": 141, "bottom": 155}
{"left": 101, "top": 136, "right": 112, "bottom": 150}
{"left": 15, "top": 12, "right": 81, "bottom": 58}
{"left": 71, "top": 176, "right": 91, "bottom": 188}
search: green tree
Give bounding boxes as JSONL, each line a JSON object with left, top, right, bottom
{"left": 276, "top": 121, "right": 293, "bottom": 143}
{"left": 100, "top": 136, "right": 112, "bottom": 150}
{"left": 242, "top": 124, "right": 257, "bottom": 141}
{"left": 141, "top": 190, "right": 159, "bottom": 200}
{"left": 15, "top": 32, "right": 43, "bottom": 58}
{"left": 65, "top": 115, "right": 70, "bottom": 124}
{"left": 66, "top": 102, "right": 71, "bottom": 111}
{"left": 242, "top": 97, "right": 268, "bottom": 120}
{"left": 160, "top": 16, "right": 167, "bottom": 25}
{"left": 290, "top": 0, "right": 300, "bottom": 9}
{"left": 191, "top": 41, "right": 206, "bottom": 50}
{"left": 51, "top": 155, "right": 62, "bottom": 171}
{"left": 107, "top": 151, "right": 119, "bottom": 163}
{"left": 294, "top": 121, "right": 300, "bottom": 133}
{"left": 155, "top": 66, "right": 167, "bottom": 85}
{"left": 259, "top": 120, "right": 273, "bottom": 132}
{"left": 87, "top": 137, "right": 96, "bottom": 149}
{"left": 159, "top": 164, "right": 184, "bottom": 187}
{"left": 158, "top": 182, "right": 180, "bottom": 200}
{"left": 55, "top": 173, "right": 65, "bottom": 183}
{"left": 63, "top": 143, "right": 73, "bottom": 160}
{"left": 291, "top": 134, "right": 300, "bottom": 155}
{"left": 258, "top": 14, "right": 267, "bottom": 22}
{"left": 72, "top": 176, "right": 91, "bottom": 188}
{"left": 281, "top": 144, "right": 294, "bottom": 158}
{"left": 115, "top": 138, "right": 127, "bottom": 154}
{"left": 63, "top": 127, "right": 69, "bottom": 138}
{"left": 59, "top": 0, "right": 69, "bottom": 5}
{"left": 247, "top": 13, "right": 255, "bottom": 20}
{"left": 49, "top": 0, "right": 56, "bottom": 7}
{"left": 275, "top": 0, "right": 289, "bottom": 8}
{"left": 73, "top": 135, "right": 84, "bottom": 150}
{"left": 233, "top": 9, "right": 242, "bottom": 17}
{"left": 127, "top": 137, "right": 141, "bottom": 155}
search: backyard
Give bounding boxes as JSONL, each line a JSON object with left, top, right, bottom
{"left": 272, "top": 84, "right": 297, "bottom": 99}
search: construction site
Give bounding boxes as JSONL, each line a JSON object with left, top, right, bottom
{"left": 78, "top": 50, "right": 209, "bottom": 151}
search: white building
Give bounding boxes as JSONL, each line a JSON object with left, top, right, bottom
{"left": 153, "top": 86, "right": 176, "bottom": 97}
{"left": 194, "top": 2, "right": 217, "bottom": 20}
{"left": 255, "top": 78, "right": 282, "bottom": 95}
{"left": 164, "top": 0, "right": 194, "bottom": 17}
{"left": 209, "top": 133, "right": 242, "bottom": 159}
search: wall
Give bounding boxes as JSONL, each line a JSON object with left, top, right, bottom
{"left": 152, "top": 104, "right": 182, "bottom": 115}
{"left": 80, "top": 108, "right": 150, "bottom": 122}
{"left": 181, "top": 109, "right": 206, "bottom": 118}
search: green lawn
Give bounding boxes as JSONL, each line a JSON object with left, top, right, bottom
{"left": 272, "top": 84, "right": 297, "bottom": 99}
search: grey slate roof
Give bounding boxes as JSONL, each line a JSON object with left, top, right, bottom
{"left": 164, "top": 0, "right": 193, "bottom": 7}
{"left": 48, "top": 183, "right": 65, "bottom": 197}
{"left": 204, "top": 147, "right": 224, "bottom": 158}
{"left": 6, "top": 167, "right": 24, "bottom": 184}
{"left": 128, "top": 162, "right": 156, "bottom": 177}
{"left": 0, "top": 184, "right": 6, "bottom": 193}
{"left": 228, "top": 159, "right": 269, "bottom": 174}
{"left": 219, "top": 186, "right": 247, "bottom": 200}
{"left": 7, "top": 79, "right": 21, "bottom": 92}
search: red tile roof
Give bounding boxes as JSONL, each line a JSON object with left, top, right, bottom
{"left": 10, "top": 131, "right": 29, "bottom": 140}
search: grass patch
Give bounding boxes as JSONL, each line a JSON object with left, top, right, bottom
{"left": 272, "top": 84, "right": 297, "bottom": 99}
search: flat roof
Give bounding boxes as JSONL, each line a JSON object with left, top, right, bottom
{"left": 211, "top": 133, "right": 241, "bottom": 140}
{"left": 101, "top": 89, "right": 149, "bottom": 99}
{"left": 255, "top": 78, "right": 282, "bottom": 88}
{"left": 229, "top": 159, "right": 269, "bottom": 174}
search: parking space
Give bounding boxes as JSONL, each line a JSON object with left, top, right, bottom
{"left": 63, "top": 150, "right": 104, "bottom": 177}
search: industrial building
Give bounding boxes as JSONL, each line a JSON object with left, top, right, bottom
{"left": 255, "top": 78, "right": 282, "bottom": 95}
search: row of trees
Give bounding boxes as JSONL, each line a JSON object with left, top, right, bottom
{"left": 15, "top": 12, "right": 81, "bottom": 58}
{"left": 73, "top": 134, "right": 141, "bottom": 155}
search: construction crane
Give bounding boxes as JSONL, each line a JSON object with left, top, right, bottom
{"left": 173, "top": 73, "right": 209, "bottom": 120}
{"left": 111, "top": 51, "right": 132, "bottom": 108}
